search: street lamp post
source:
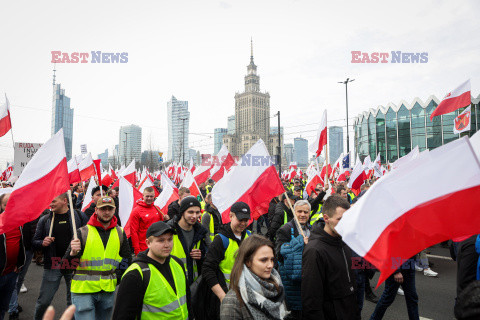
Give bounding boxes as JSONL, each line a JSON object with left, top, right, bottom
{"left": 338, "top": 78, "right": 355, "bottom": 153}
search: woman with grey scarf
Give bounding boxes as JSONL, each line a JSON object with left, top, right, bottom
{"left": 220, "top": 234, "right": 288, "bottom": 320}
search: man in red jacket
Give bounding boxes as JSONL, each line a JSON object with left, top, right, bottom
{"left": 129, "top": 187, "right": 163, "bottom": 255}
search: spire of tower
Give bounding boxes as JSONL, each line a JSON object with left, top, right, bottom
{"left": 52, "top": 63, "right": 56, "bottom": 86}
{"left": 250, "top": 37, "right": 254, "bottom": 64}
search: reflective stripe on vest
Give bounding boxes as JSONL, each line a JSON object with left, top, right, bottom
{"left": 202, "top": 212, "right": 216, "bottom": 242}
{"left": 218, "top": 232, "right": 250, "bottom": 284}
{"left": 283, "top": 211, "right": 288, "bottom": 225}
{"left": 310, "top": 204, "right": 323, "bottom": 225}
{"left": 123, "top": 259, "right": 188, "bottom": 320}
{"left": 171, "top": 234, "right": 200, "bottom": 281}
{"left": 71, "top": 225, "right": 122, "bottom": 293}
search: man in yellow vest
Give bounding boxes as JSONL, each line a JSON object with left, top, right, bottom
{"left": 65, "top": 196, "right": 131, "bottom": 320}
{"left": 205, "top": 179, "right": 214, "bottom": 194}
{"left": 202, "top": 202, "right": 251, "bottom": 315}
{"left": 201, "top": 194, "right": 223, "bottom": 244}
{"left": 112, "top": 221, "right": 192, "bottom": 320}
{"left": 167, "top": 196, "right": 208, "bottom": 285}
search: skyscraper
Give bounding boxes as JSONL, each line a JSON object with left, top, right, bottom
{"left": 167, "top": 96, "right": 190, "bottom": 163}
{"left": 119, "top": 125, "right": 142, "bottom": 166}
{"left": 223, "top": 40, "right": 276, "bottom": 157}
{"left": 227, "top": 115, "right": 235, "bottom": 135}
{"left": 51, "top": 83, "right": 74, "bottom": 159}
{"left": 284, "top": 143, "right": 294, "bottom": 165}
{"left": 329, "top": 126, "right": 344, "bottom": 163}
{"left": 214, "top": 128, "right": 228, "bottom": 154}
{"left": 293, "top": 137, "right": 308, "bottom": 167}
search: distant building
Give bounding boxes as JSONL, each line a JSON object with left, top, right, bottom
{"left": 284, "top": 143, "right": 294, "bottom": 165}
{"left": 214, "top": 128, "right": 228, "bottom": 154}
{"left": 97, "top": 149, "right": 109, "bottom": 169}
{"left": 227, "top": 115, "right": 236, "bottom": 135}
{"left": 293, "top": 137, "right": 308, "bottom": 167}
{"left": 119, "top": 125, "right": 142, "bottom": 166}
{"left": 167, "top": 96, "right": 190, "bottom": 163}
{"left": 51, "top": 83, "right": 74, "bottom": 159}
{"left": 329, "top": 126, "right": 344, "bottom": 163}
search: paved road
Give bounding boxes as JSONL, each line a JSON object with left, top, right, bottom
{"left": 13, "top": 245, "right": 457, "bottom": 320}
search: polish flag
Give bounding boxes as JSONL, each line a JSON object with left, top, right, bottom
{"left": 81, "top": 176, "right": 97, "bottom": 212}
{"left": 0, "top": 165, "right": 13, "bottom": 182}
{"left": 139, "top": 175, "right": 159, "bottom": 197}
{"left": 430, "top": 79, "right": 471, "bottom": 120}
{"left": 337, "top": 136, "right": 480, "bottom": 287}
{"left": 211, "top": 152, "right": 235, "bottom": 182}
{"left": 189, "top": 157, "right": 196, "bottom": 173}
{"left": 212, "top": 140, "right": 285, "bottom": 223}
{"left": 373, "top": 153, "right": 383, "bottom": 178}
{"left": 119, "top": 177, "right": 143, "bottom": 237}
{"left": 0, "top": 95, "right": 12, "bottom": 138}
{"left": 160, "top": 172, "right": 179, "bottom": 193}
{"left": 320, "top": 164, "right": 332, "bottom": 182}
{"left": 0, "top": 130, "right": 69, "bottom": 233}
{"left": 348, "top": 160, "right": 367, "bottom": 190}
{"left": 67, "top": 158, "right": 81, "bottom": 184}
{"left": 337, "top": 172, "right": 347, "bottom": 182}
{"left": 392, "top": 146, "right": 419, "bottom": 170}
{"left": 193, "top": 165, "right": 212, "bottom": 185}
{"left": 155, "top": 173, "right": 179, "bottom": 214}
{"left": 113, "top": 159, "right": 136, "bottom": 188}
{"left": 305, "top": 170, "right": 323, "bottom": 196}
{"left": 180, "top": 170, "right": 201, "bottom": 197}
{"left": 210, "top": 146, "right": 228, "bottom": 179}
{"left": 101, "top": 174, "right": 113, "bottom": 187}
{"left": 286, "top": 168, "right": 297, "bottom": 181}
{"left": 288, "top": 162, "right": 298, "bottom": 170}
{"left": 78, "top": 153, "right": 96, "bottom": 182}
{"left": 109, "top": 164, "right": 118, "bottom": 181}
{"left": 93, "top": 159, "right": 102, "bottom": 184}
{"left": 309, "top": 110, "right": 328, "bottom": 158}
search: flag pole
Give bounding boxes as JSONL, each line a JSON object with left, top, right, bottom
{"left": 67, "top": 190, "right": 78, "bottom": 239}
{"left": 283, "top": 191, "right": 305, "bottom": 238}
{"left": 48, "top": 211, "right": 55, "bottom": 237}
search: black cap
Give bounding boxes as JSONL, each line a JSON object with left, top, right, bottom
{"left": 146, "top": 221, "right": 176, "bottom": 238}
{"left": 179, "top": 196, "right": 202, "bottom": 214}
{"left": 294, "top": 186, "right": 302, "bottom": 192}
{"left": 230, "top": 202, "right": 251, "bottom": 220}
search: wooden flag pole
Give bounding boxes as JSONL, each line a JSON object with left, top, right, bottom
{"left": 283, "top": 191, "right": 305, "bottom": 238}
{"left": 67, "top": 190, "right": 78, "bottom": 239}
{"left": 48, "top": 211, "right": 55, "bottom": 237}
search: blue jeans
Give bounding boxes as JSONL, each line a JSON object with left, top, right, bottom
{"left": 8, "top": 249, "right": 33, "bottom": 313}
{"left": 34, "top": 268, "right": 72, "bottom": 320}
{"left": 370, "top": 269, "right": 419, "bottom": 320}
{"left": 0, "top": 272, "right": 18, "bottom": 320}
{"left": 72, "top": 292, "right": 115, "bottom": 320}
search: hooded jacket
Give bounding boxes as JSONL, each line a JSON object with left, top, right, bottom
{"left": 112, "top": 250, "right": 193, "bottom": 320}
{"left": 201, "top": 204, "right": 223, "bottom": 238}
{"left": 168, "top": 199, "right": 181, "bottom": 221}
{"left": 268, "top": 201, "right": 293, "bottom": 242}
{"left": 129, "top": 199, "right": 163, "bottom": 255}
{"left": 166, "top": 215, "right": 208, "bottom": 285}
{"left": 301, "top": 226, "right": 358, "bottom": 320}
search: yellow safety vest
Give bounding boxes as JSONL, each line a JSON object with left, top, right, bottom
{"left": 71, "top": 225, "right": 122, "bottom": 293}
{"left": 206, "top": 185, "right": 212, "bottom": 194}
{"left": 218, "top": 231, "right": 251, "bottom": 284}
{"left": 200, "top": 201, "right": 206, "bottom": 212}
{"left": 283, "top": 211, "right": 289, "bottom": 225}
{"left": 309, "top": 204, "right": 323, "bottom": 226}
{"left": 123, "top": 258, "right": 188, "bottom": 320}
{"left": 202, "top": 211, "right": 216, "bottom": 242}
{"left": 171, "top": 234, "right": 201, "bottom": 282}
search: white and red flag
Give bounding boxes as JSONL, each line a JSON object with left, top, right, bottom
{"left": 119, "top": 177, "right": 143, "bottom": 237}
{"left": 0, "top": 95, "right": 12, "bottom": 138}
{"left": 101, "top": 173, "right": 113, "bottom": 187}
{"left": 373, "top": 153, "right": 383, "bottom": 178}
{"left": 309, "top": 110, "right": 327, "bottom": 157}
{"left": 288, "top": 162, "right": 298, "bottom": 170}
{"left": 348, "top": 159, "right": 367, "bottom": 190}
{"left": 211, "top": 145, "right": 235, "bottom": 182}
{"left": 81, "top": 176, "right": 97, "bottom": 212}
{"left": 453, "top": 106, "right": 472, "bottom": 134}
{"left": 286, "top": 167, "right": 297, "bottom": 181}
{"left": 155, "top": 173, "right": 179, "bottom": 214}
{"left": 212, "top": 139, "right": 285, "bottom": 223}
{"left": 78, "top": 153, "right": 96, "bottom": 182}
{"left": 1, "top": 165, "right": 13, "bottom": 182}
{"left": 304, "top": 169, "right": 323, "bottom": 196}
{"left": 113, "top": 159, "right": 136, "bottom": 188}
{"left": 109, "top": 164, "right": 118, "bottom": 181}
{"left": 189, "top": 157, "right": 196, "bottom": 173}
{"left": 193, "top": 165, "right": 212, "bottom": 185}
{"left": 0, "top": 129, "right": 69, "bottom": 233}
{"left": 337, "top": 136, "right": 480, "bottom": 287}
{"left": 392, "top": 146, "right": 419, "bottom": 170}
{"left": 67, "top": 158, "right": 81, "bottom": 184}
{"left": 430, "top": 79, "right": 471, "bottom": 120}
{"left": 180, "top": 170, "right": 201, "bottom": 197}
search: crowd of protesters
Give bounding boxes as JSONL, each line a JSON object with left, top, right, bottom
{"left": 0, "top": 174, "right": 478, "bottom": 320}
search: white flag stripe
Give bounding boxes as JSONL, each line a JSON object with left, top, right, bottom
{"left": 81, "top": 176, "right": 97, "bottom": 211}
{"left": 14, "top": 129, "right": 66, "bottom": 190}
{"left": 119, "top": 177, "right": 134, "bottom": 225}
{"left": 337, "top": 137, "right": 480, "bottom": 257}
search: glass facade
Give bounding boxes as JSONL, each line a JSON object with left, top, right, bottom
{"left": 354, "top": 96, "right": 479, "bottom": 163}
{"left": 51, "top": 84, "right": 74, "bottom": 160}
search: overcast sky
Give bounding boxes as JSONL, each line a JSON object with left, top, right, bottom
{"left": 0, "top": 0, "right": 479, "bottom": 169}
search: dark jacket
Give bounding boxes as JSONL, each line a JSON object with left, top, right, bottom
{"left": 63, "top": 214, "right": 131, "bottom": 281}
{"left": 268, "top": 201, "right": 293, "bottom": 242}
{"left": 202, "top": 223, "right": 249, "bottom": 292}
{"left": 267, "top": 197, "right": 280, "bottom": 226}
{"left": 0, "top": 227, "right": 26, "bottom": 274}
{"left": 309, "top": 190, "right": 326, "bottom": 214}
{"left": 22, "top": 217, "right": 39, "bottom": 251}
{"left": 276, "top": 220, "right": 311, "bottom": 311}
{"left": 301, "top": 226, "right": 358, "bottom": 320}
{"left": 457, "top": 235, "right": 479, "bottom": 297}
{"left": 32, "top": 209, "right": 88, "bottom": 269}
{"left": 201, "top": 205, "right": 223, "bottom": 237}
{"left": 167, "top": 216, "right": 208, "bottom": 285}
{"left": 112, "top": 250, "right": 193, "bottom": 320}
{"left": 167, "top": 200, "right": 181, "bottom": 221}
{"left": 75, "top": 193, "right": 84, "bottom": 209}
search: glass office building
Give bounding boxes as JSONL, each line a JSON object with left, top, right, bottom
{"left": 354, "top": 95, "right": 480, "bottom": 163}
{"left": 51, "top": 84, "right": 74, "bottom": 160}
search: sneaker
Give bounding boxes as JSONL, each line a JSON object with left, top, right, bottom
{"left": 415, "top": 265, "right": 423, "bottom": 272}
{"left": 424, "top": 268, "right": 438, "bottom": 277}
{"left": 20, "top": 284, "right": 27, "bottom": 293}
{"left": 397, "top": 288, "right": 404, "bottom": 295}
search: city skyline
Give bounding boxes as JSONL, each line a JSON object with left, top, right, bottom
{"left": 0, "top": 0, "right": 479, "bottom": 169}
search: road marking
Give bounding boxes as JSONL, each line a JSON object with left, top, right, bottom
{"left": 420, "top": 317, "right": 433, "bottom": 320}
{"left": 426, "top": 254, "right": 453, "bottom": 261}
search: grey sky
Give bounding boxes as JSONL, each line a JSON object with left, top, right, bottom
{"left": 0, "top": 0, "right": 479, "bottom": 169}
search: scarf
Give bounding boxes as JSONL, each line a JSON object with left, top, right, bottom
{"left": 238, "top": 264, "right": 288, "bottom": 320}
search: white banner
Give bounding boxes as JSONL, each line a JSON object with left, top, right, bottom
{"left": 14, "top": 142, "right": 43, "bottom": 176}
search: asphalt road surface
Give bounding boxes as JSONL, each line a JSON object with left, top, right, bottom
{"left": 12, "top": 245, "right": 456, "bottom": 320}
